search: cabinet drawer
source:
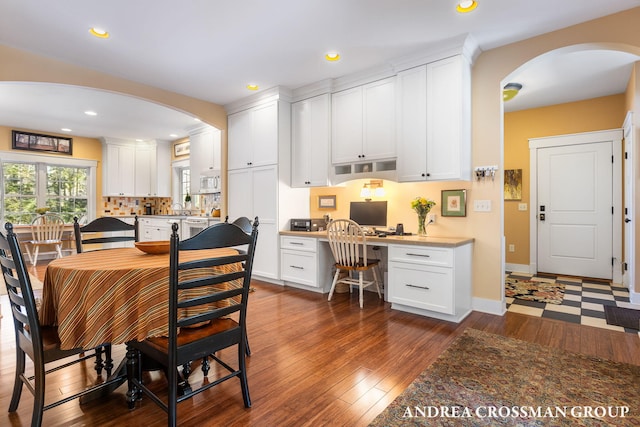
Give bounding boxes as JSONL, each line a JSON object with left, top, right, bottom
{"left": 389, "top": 245, "right": 452, "bottom": 267}
{"left": 389, "top": 263, "right": 453, "bottom": 314}
{"left": 280, "top": 250, "right": 318, "bottom": 287}
{"left": 280, "top": 236, "right": 317, "bottom": 252}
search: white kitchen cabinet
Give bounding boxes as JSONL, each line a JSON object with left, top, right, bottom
{"left": 103, "top": 141, "right": 135, "bottom": 196}
{"left": 134, "top": 142, "right": 155, "bottom": 197}
{"left": 396, "top": 55, "right": 471, "bottom": 182}
{"left": 228, "top": 166, "right": 279, "bottom": 279}
{"left": 388, "top": 242, "right": 472, "bottom": 322}
{"left": 331, "top": 77, "right": 396, "bottom": 165}
{"left": 291, "top": 94, "right": 330, "bottom": 187}
{"left": 228, "top": 101, "right": 278, "bottom": 170}
{"left": 189, "top": 125, "right": 222, "bottom": 194}
{"left": 280, "top": 235, "right": 332, "bottom": 292}
{"left": 139, "top": 217, "right": 176, "bottom": 242}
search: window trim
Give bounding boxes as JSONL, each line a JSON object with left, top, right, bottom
{"left": 0, "top": 150, "right": 97, "bottom": 223}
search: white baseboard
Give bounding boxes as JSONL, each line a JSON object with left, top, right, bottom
{"left": 472, "top": 296, "right": 505, "bottom": 316}
{"left": 505, "top": 263, "right": 533, "bottom": 274}
{"left": 630, "top": 289, "right": 640, "bottom": 305}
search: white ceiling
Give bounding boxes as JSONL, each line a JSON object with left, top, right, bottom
{"left": 0, "top": 0, "right": 639, "bottom": 140}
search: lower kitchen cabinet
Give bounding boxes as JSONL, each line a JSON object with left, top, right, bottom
{"left": 280, "top": 235, "right": 332, "bottom": 293}
{"left": 388, "top": 242, "right": 472, "bottom": 322}
{"left": 139, "top": 217, "right": 176, "bottom": 242}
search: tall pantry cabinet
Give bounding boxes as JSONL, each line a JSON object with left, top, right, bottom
{"left": 226, "top": 90, "right": 309, "bottom": 280}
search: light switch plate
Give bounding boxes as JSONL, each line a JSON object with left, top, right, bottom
{"left": 518, "top": 203, "right": 527, "bottom": 211}
{"left": 473, "top": 200, "right": 492, "bottom": 212}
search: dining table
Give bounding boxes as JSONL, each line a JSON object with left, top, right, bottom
{"left": 38, "top": 246, "right": 242, "bottom": 402}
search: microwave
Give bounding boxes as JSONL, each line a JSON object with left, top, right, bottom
{"left": 200, "top": 171, "right": 221, "bottom": 193}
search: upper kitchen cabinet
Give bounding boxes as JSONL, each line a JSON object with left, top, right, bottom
{"left": 291, "top": 94, "right": 330, "bottom": 187}
{"left": 102, "top": 140, "right": 135, "bottom": 196}
{"left": 228, "top": 101, "right": 279, "bottom": 170}
{"left": 188, "top": 125, "right": 222, "bottom": 194}
{"left": 331, "top": 77, "right": 396, "bottom": 165}
{"left": 396, "top": 55, "right": 471, "bottom": 182}
{"left": 102, "top": 139, "right": 171, "bottom": 197}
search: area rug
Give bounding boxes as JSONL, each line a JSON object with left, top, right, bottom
{"left": 505, "top": 277, "right": 565, "bottom": 304}
{"left": 604, "top": 305, "right": 640, "bottom": 330}
{"left": 369, "top": 328, "right": 640, "bottom": 426}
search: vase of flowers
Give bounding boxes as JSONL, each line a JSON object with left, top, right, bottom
{"left": 411, "top": 197, "right": 436, "bottom": 236}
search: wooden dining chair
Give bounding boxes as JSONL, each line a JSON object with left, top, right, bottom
{"left": 327, "top": 219, "right": 382, "bottom": 309}
{"left": 73, "top": 215, "right": 138, "bottom": 376}
{"left": 73, "top": 216, "right": 139, "bottom": 253}
{"left": 25, "top": 213, "right": 65, "bottom": 266}
{"left": 0, "top": 222, "right": 121, "bottom": 427}
{"left": 126, "top": 218, "right": 259, "bottom": 427}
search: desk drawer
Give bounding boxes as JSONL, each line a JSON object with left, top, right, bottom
{"left": 281, "top": 250, "right": 318, "bottom": 287}
{"left": 281, "top": 236, "right": 317, "bottom": 252}
{"left": 389, "top": 263, "right": 454, "bottom": 314}
{"left": 389, "top": 245, "right": 452, "bottom": 267}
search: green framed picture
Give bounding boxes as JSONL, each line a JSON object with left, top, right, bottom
{"left": 441, "top": 189, "right": 466, "bottom": 217}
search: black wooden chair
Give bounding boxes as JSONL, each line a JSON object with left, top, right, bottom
{"left": 73, "top": 215, "right": 139, "bottom": 253}
{"left": 73, "top": 215, "right": 139, "bottom": 375}
{"left": 126, "top": 218, "right": 259, "bottom": 427}
{"left": 0, "top": 222, "right": 121, "bottom": 427}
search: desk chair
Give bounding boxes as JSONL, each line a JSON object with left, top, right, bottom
{"left": 0, "top": 223, "right": 120, "bottom": 427}
{"left": 126, "top": 219, "right": 259, "bottom": 427}
{"left": 25, "top": 213, "right": 65, "bottom": 266}
{"left": 327, "top": 219, "right": 382, "bottom": 309}
{"left": 73, "top": 215, "right": 138, "bottom": 376}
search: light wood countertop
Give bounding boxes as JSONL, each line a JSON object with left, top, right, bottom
{"left": 279, "top": 230, "right": 474, "bottom": 247}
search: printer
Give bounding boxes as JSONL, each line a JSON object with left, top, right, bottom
{"left": 290, "top": 218, "right": 328, "bottom": 232}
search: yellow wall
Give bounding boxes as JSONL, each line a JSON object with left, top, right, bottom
{"left": 0, "top": 125, "right": 104, "bottom": 200}
{"left": 504, "top": 94, "right": 626, "bottom": 267}
{"left": 310, "top": 180, "right": 473, "bottom": 237}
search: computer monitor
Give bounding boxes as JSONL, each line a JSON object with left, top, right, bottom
{"left": 349, "top": 201, "right": 387, "bottom": 228}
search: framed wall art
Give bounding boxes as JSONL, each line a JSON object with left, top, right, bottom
{"left": 12, "top": 130, "right": 72, "bottom": 155}
{"left": 174, "top": 141, "right": 190, "bottom": 157}
{"left": 441, "top": 189, "right": 467, "bottom": 217}
{"left": 504, "top": 169, "right": 522, "bottom": 200}
{"left": 318, "top": 195, "right": 336, "bottom": 209}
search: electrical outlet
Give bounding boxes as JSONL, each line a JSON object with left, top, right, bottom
{"left": 518, "top": 203, "right": 527, "bottom": 211}
{"left": 428, "top": 214, "right": 436, "bottom": 224}
{"left": 473, "top": 200, "right": 492, "bottom": 212}
{"left": 508, "top": 244, "right": 515, "bottom": 252}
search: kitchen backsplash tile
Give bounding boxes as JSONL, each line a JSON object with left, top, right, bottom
{"left": 101, "top": 196, "right": 172, "bottom": 216}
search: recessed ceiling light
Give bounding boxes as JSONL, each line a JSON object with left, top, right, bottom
{"left": 246, "top": 84, "right": 259, "bottom": 91}
{"left": 136, "top": 139, "right": 143, "bottom": 142}
{"left": 194, "top": 118, "right": 201, "bottom": 122}
{"left": 170, "top": 134, "right": 178, "bottom": 138}
{"left": 84, "top": 110, "right": 97, "bottom": 116}
{"left": 456, "top": 0, "right": 477, "bottom": 13}
{"left": 89, "top": 27, "right": 110, "bottom": 38}
{"left": 503, "top": 83, "right": 523, "bottom": 102}
{"left": 61, "top": 128, "right": 72, "bottom": 132}
{"left": 325, "top": 52, "right": 340, "bottom": 62}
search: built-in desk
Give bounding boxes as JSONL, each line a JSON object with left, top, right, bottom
{"left": 279, "top": 231, "right": 474, "bottom": 323}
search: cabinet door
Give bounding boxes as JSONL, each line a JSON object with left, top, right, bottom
{"left": 426, "top": 55, "right": 470, "bottom": 181}
{"left": 251, "top": 101, "right": 278, "bottom": 167}
{"left": 291, "top": 94, "right": 330, "bottom": 187}
{"left": 228, "top": 110, "right": 252, "bottom": 170}
{"left": 331, "top": 86, "right": 363, "bottom": 164}
{"left": 389, "top": 262, "right": 454, "bottom": 314}
{"left": 363, "top": 77, "right": 396, "bottom": 160}
{"left": 134, "top": 144, "right": 154, "bottom": 196}
{"left": 104, "top": 144, "right": 135, "bottom": 196}
{"left": 227, "top": 169, "right": 252, "bottom": 220}
{"left": 396, "top": 66, "right": 428, "bottom": 182}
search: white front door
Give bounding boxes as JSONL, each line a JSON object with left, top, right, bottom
{"left": 536, "top": 141, "right": 613, "bottom": 279}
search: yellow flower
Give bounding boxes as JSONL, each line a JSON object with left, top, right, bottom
{"left": 411, "top": 197, "right": 436, "bottom": 216}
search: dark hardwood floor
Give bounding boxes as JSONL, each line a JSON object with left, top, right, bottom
{"left": 1, "top": 262, "right": 639, "bottom": 426}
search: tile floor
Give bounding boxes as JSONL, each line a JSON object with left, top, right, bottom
{"left": 505, "top": 272, "right": 639, "bottom": 334}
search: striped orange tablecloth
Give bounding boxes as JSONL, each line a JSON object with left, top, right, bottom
{"left": 39, "top": 247, "right": 239, "bottom": 350}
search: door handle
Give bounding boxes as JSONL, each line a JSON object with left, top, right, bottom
{"left": 625, "top": 218, "right": 631, "bottom": 223}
